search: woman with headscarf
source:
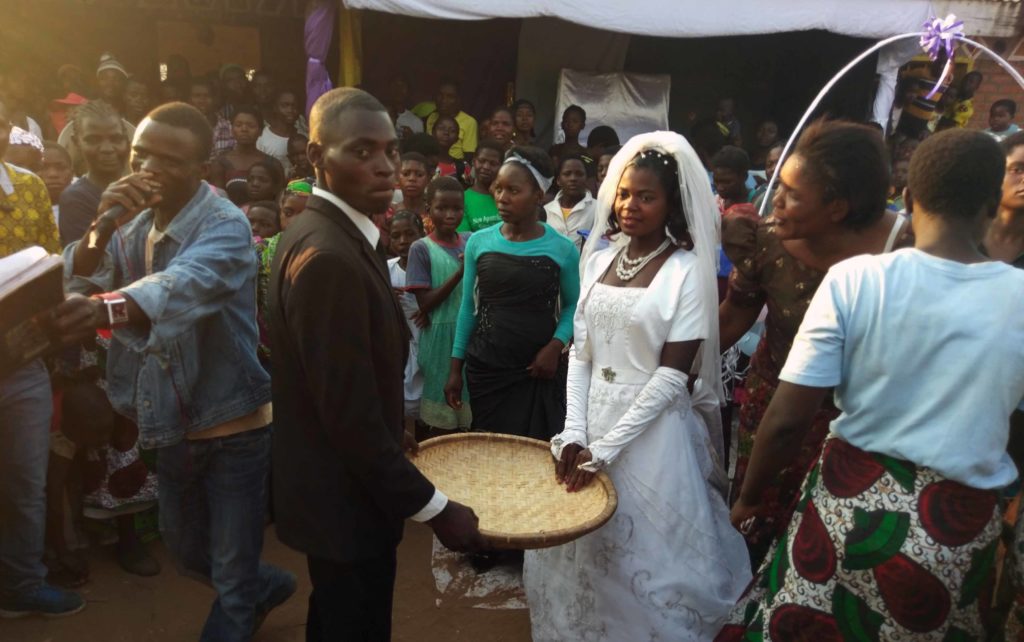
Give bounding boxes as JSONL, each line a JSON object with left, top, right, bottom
{"left": 523, "top": 132, "right": 751, "bottom": 641}
{"left": 444, "top": 145, "right": 580, "bottom": 439}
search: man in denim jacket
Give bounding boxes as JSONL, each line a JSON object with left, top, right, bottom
{"left": 54, "top": 102, "right": 295, "bottom": 641}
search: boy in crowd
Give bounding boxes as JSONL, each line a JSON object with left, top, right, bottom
{"left": 458, "top": 139, "right": 503, "bottom": 232}
{"left": 39, "top": 142, "right": 74, "bottom": 227}
{"left": 549, "top": 105, "right": 586, "bottom": 165}
{"left": 425, "top": 79, "right": 478, "bottom": 162}
{"left": 987, "top": 99, "right": 1020, "bottom": 142}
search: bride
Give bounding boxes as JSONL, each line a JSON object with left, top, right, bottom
{"left": 523, "top": 132, "right": 751, "bottom": 640}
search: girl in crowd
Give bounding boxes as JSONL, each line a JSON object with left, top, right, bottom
{"left": 445, "top": 146, "right": 579, "bottom": 438}
{"left": 512, "top": 99, "right": 536, "bottom": 146}
{"left": 257, "top": 89, "right": 300, "bottom": 174}
{"left": 210, "top": 105, "right": 274, "bottom": 188}
{"left": 486, "top": 106, "right": 515, "bottom": 151}
{"left": 525, "top": 133, "right": 750, "bottom": 640}
{"left": 387, "top": 211, "right": 427, "bottom": 442}
{"left": 39, "top": 142, "right": 73, "bottom": 226}
{"left": 245, "top": 157, "right": 286, "bottom": 209}
{"left": 719, "top": 120, "right": 913, "bottom": 567}
{"left": 407, "top": 177, "right": 473, "bottom": 432}
{"left": 720, "top": 128, "right": 1024, "bottom": 642}
{"left": 432, "top": 115, "right": 471, "bottom": 185}
{"left": 395, "top": 152, "right": 431, "bottom": 231}
{"left": 278, "top": 178, "right": 311, "bottom": 231}
{"left": 543, "top": 153, "right": 596, "bottom": 251}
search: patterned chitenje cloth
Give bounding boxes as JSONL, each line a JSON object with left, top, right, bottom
{"left": 717, "top": 437, "right": 1001, "bottom": 642}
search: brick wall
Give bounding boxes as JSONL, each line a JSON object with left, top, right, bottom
{"left": 966, "top": 55, "right": 1024, "bottom": 130}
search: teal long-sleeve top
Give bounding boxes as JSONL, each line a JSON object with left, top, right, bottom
{"left": 452, "top": 222, "right": 581, "bottom": 359}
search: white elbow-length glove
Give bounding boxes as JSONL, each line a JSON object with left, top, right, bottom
{"left": 581, "top": 366, "right": 688, "bottom": 472}
{"left": 550, "top": 350, "right": 591, "bottom": 461}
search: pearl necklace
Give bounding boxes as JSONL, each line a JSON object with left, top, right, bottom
{"left": 615, "top": 238, "right": 672, "bottom": 281}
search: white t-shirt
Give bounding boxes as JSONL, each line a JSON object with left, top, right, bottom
{"left": 256, "top": 126, "right": 291, "bottom": 175}
{"left": 781, "top": 248, "right": 1024, "bottom": 489}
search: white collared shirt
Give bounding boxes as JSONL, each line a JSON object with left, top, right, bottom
{"left": 311, "top": 186, "right": 448, "bottom": 522}
{"left": 544, "top": 191, "right": 596, "bottom": 251}
{"left": 312, "top": 186, "right": 381, "bottom": 248}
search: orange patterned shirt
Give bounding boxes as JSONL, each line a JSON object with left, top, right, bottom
{"left": 0, "top": 162, "right": 60, "bottom": 258}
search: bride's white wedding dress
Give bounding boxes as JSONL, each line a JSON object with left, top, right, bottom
{"left": 523, "top": 248, "right": 751, "bottom": 641}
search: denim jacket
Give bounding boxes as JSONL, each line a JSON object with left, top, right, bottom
{"left": 63, "top": 182, "right": 271, "bottom": 449}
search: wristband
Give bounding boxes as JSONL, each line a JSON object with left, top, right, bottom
{"left": 91, "top": 292, "right": 130, "bottom": 329}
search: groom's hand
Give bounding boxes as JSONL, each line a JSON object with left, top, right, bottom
{"left": 428, "top": 500, "right": 487, "bottom": 553}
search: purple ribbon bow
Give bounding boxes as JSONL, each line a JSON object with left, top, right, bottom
{"left": 920, "top": 14, "right": 965, "bottom": 100}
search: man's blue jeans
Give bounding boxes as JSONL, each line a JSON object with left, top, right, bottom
{"left": 157, "top": 425, "right": 288, "bottom": 642}
{"left": 0, "top": 360, "right": 52, "bottom": 594}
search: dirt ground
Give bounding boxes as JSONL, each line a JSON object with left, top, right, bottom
{"left": 0, "top": 523, "right": 532, "bottom": 642}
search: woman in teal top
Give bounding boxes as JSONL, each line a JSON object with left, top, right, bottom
{"left": 445, "top": 146, "right": 580, "bottom": 439}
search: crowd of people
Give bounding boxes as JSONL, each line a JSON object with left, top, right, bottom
{"left": 0, "top": 48, "right": 1022, "bottom": 642}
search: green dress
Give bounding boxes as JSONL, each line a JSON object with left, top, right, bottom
{"left": 417, "top": 236, "right": 472, "bottom": 429}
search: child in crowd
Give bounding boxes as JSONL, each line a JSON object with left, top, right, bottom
{"left": 47, "top": 366, "right": 159, "bottom": 584}
{"left": 432, "top": 115, "right": 471, "bottom": 184}
{"left": 39, "top": 142, "right": 73, "bottom": 227}
{"left": 486, "top": 106, "right": 515, "bottom": 151}
{"left": 888, "top": 157, "right": 910, "bottom": 212}
{"left": 396, "top": 152, "right": 431, "bottom": 229}
{"left": 5, "top": 126, "right": 44, "bottom": 171}
{"left": 549, "top": 105, "right": 586, "bottom": 165}
{"left": 987, "top": 99, "right": 1020, "bottom": 141}
{"left": 406, "top": 177, "right": 472, "bottom": 432}
{"left": 716, "top": 97, "right": 742, "bottom": 146}
{"left": 543, "top": 154, "right": 596, "bottom": 251}
{"left": 458, "top": 138, "right": 503, "bottom": 232}
{"left": 246, "top": 157, "right": 286, "bottom": 209}
{"left": 586, "top": 125, "right": 619, "bottom": 160}
{"left": 211, "top": 105, "right": 274, "bottom": 187}
{"left": 387, "top": 211, "right": 427, "bottom": 443}
{"left": 512, "top": 99, "right": 536, "bottom": 145}
{"left": 257, "top": 89, "right": 300, "bottom": 174}
{"left": 402, "top": 132, "right": 442, "bottom": 177}
{"left": 287, "top": 134, "right": 312, "bottom": 180}
{"left": 595, "top": 144, "right": 621, "bottom": 189}
{"left": 279, "top": 179, "right": 311, "bottom": 231}
{"left": 712, "top": 145, "right": 756, "bottom": 213}
{"left": 247, "top": 200, "right": 282, "bottom": 241}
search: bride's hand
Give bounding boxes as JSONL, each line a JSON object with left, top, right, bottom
{"left": 565, "top": 448, "right": 596, "bottom": 493}
{"left": 555, "top": 443, "right": 584, "bottom": 483}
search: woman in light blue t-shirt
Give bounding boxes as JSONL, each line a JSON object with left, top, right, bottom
{"left": 718, "top": 130, "right": 1024, "bottom": 640}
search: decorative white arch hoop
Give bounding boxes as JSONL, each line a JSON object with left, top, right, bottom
{"left": 758, "top": 32, "right": 1024, "bottom": 217}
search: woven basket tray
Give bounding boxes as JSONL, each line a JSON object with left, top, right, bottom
{"left": 411, "top": 432, "right": 617, "bottom": 549}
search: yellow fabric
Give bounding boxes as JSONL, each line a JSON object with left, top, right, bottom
{"left": 952, "top": 99, "right": 974, "bottom": 128}
{"left": 0, "top": 163, "right": 60, "bottom": 258}
{"left": 561, "top": 207, "right": 573, "bottom": 221}
{"left": 425, "top": 110, "right": 479, "bottom": 160}
{"left": 338, "top": 6, "right": 362, "bottom": 88}
{"left": 187, "top": 402, "right": 273, "bottom": 440}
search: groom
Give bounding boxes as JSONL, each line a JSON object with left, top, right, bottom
{"left": 268, "top": 87, "right": 485, "bottom": 641}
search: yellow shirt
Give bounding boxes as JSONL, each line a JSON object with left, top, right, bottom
{"left": 0, "top": 162, "right": 60, "bottom": 258}
{"left": 425, "top": 110, "right": 479, "bottom": 160}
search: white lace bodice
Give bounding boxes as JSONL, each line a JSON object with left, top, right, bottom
{"left": 584, "top": 282, "right": 646, "bottom": 367}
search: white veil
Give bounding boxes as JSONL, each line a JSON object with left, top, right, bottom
{"left": 581, "top": 131, "right": 726, "bottom": 430}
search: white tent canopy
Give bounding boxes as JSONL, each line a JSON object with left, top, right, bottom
{"left": 344, "top": 0, "right": 934, "bottom": 39}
